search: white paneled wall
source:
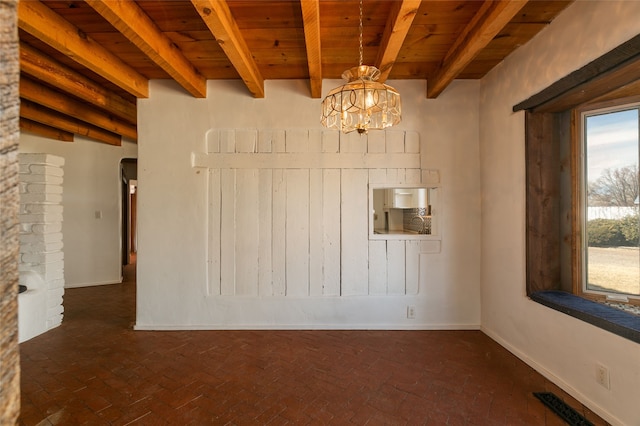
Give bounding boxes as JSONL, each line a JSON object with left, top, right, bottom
{"left": 193, "top": 129, "right": 439, "bottom": 298}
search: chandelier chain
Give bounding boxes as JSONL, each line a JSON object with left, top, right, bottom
{"left": 358, "top": 0, "right": 363, "bottom": 66}
{"left": 320, "top": 0, "right": 401, "bottom": 133}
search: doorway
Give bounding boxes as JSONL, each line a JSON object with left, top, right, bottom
{"left": 121, "top": 159, "right": 137, "bottom": 266}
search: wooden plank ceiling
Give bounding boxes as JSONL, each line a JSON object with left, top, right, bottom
{"left": 18, "top": 0, "right": 573, "bottom": 146}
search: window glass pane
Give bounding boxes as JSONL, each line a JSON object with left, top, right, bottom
{"left": 585, "top": 108, "right": 640, "bottom": 296}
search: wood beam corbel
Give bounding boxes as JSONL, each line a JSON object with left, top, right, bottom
{"left": 20, "top": 100, "right": 122, "bottom": 146}
{"left": 20, "top": 77, "right": 138, "bottom": 141}
{"left": 375, "top": 0, "right": 421, "bottom": 83}
{"left": 86, "top": 0, "right": 207, "bottom": 98}
{"left": 190, "top": 0, "right": 264, "bottom": 98}
{"left": 18, "top": 0, "right": 149, "bottom": 98}
{"left": 20, "top": 118, "right": 74, "bottom": 142}
{"left": 300, "top": 0, "right": 322, "bottom": 98}
{"left": 427, "top": 0, "right": 528, "bottom": 98}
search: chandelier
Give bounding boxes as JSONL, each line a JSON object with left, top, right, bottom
{"left": 321, "top": 0, "right": 401, "bottom": 134}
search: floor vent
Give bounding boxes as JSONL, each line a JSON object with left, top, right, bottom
{"left": 533, "top": 392, "right": 594, "bottom": 426}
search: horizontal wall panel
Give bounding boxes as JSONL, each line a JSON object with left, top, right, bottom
{"left": 192, "top": 152, "right": 420, "bottom": 170}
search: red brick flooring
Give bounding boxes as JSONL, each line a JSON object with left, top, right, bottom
{"left": 18, "top": 263, "right": 609, "bottom": 425}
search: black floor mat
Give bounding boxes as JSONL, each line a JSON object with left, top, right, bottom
{"left": 533, "top": 392, "right": 594, "bottom": 426}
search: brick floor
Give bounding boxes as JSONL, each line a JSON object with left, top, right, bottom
{"left": 18, "top": 263, "right": 609, "bottom": 425}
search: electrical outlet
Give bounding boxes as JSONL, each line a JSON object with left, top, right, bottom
{"left": 407, "top": 305, "right": 416, "bottom": 319}
{"left": 596, "top": 364, "right": 610, "bottom": 389}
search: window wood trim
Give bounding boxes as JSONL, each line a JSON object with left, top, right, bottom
{"left": 521, "top": 35, "right": 640, "bottom": 299}
{"left": 514, "top": 34, "right": 640, "bottom": 113}
{"left": 572, "top": 98, "right": 640, "bottom": 306}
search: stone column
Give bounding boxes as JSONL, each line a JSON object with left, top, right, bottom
{"left": 0, "top": 0, "right": 21, "bottom": 423}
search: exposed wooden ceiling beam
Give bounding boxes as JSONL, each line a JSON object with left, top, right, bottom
{"left": 20, "top": 118, "right": 74, "bottom": 143}
{"left": 191, "top": 0, "right": 265, "bottom": 98}
{"left": 18, "top": 0, "right": 149, "bottom": 98}
{"left": 427, "top": 0, "right": 528, "bottom": 98}
{"left": 20, "top": 43, "right": 137, "bottom": 125}
{"left": 20, "top": 100, "right": 122, "bottom": 146}
{"left": 300, "top": 0, "right": 322, "bottom": 98}
{"left": 86, "top": 0, "right": 207, "bottom": 98}
{"left": 375, "top": 0, "right": 421, "bottom": 83}
{"left": 20, "top": 77, "right": 138, "bottom": 141}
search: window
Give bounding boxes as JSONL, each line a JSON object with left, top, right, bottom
{"left": 368, "top": 184, "right": 440, "bottom": 240}
{"left": 515, "top": 35, "right": 640, "bottom": 340}
{"left": 580, "top": 103, "right": 640, "bottom": 304}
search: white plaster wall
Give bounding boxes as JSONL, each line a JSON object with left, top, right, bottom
{"left": 480, "top": 1, "right": 640, "bottom": 425}
{"left": 136, "top": 78, "right": 481, "bottom": 329}
{"left": 19, "top": 133, "right": 137, "bottom": 287}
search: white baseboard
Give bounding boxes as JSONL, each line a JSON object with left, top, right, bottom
{"left": 481, "top": 325, "right": 622, "bottom": 426}
{"left": 134, "top": 323, "right": 481, "bottom": 331}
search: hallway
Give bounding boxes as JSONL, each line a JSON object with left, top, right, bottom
{"left": 18, "top": 264, "right": 607, "bottom": 425}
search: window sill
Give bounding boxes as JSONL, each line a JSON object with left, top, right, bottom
{"left": 530, "top": 290, "right": 640, "bottom": 344}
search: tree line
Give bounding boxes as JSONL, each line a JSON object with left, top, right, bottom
{"left": 587, "top": 164, "right": 639, "bottom": 246}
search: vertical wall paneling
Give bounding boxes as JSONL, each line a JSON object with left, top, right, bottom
{"left": 405, "top": 131, "right": 420, "bottom": 153}
{"left": 285, "top": 168, "right": 310, "bottom": 296}
{"left": 258, "top": 169, "right": 273, "bottom": 296}
{"left": 235, "top": 130, "right": 257, "bottom": 153}
{"left": 257, "top": 129, "right": 272, "bottom": 153}
{"left": 406, "top": 168, "right": 421, "bottom": 184}
{"left": 322, "top": 169, "right": 341, "bottom": 296}
{"left": 235, "top": 169, "right": 259, "bottom": 296}
{"left": 367, "top": 131, "right": 385, "bottom": 153}
{"left": 386, "top": 168, "right": 399, "bottom": 184}
{"left": 198, "top": 129, "right": 430, "bottom": 300}
{"left": 287, "top": 129, "right": 309, "bottom": 153}
{"left": 220, "top": 129, "right": 235, "bottom": 153}
{"left": 397, "top": 169, "right": 407, "bottom": 184}
{"left": 207, "top": 169, "right": 221, "bottom": 295}
{"left": 368, "top": 169, "right": 387, "bottom": 184}
{"left": 405, "top": 240, "right": 421, "bottom": 295}
{"left": 341, "top": 131, "right": 367, "bottom": 153}
{"left": 206, "top": 129, "right": 220, "bottom": 153}
{"left": 234, "top": 131, "right": 259, "bottom": 295}
{"left": 308, "top": 129, "right": 323, "bottom": 153}
{"left": 272, "top": 169, "right": 287, "bottom": 296}
{"left": 273, "top": 129, "right": 287, "bottom": 153}
{"left": 421, "top": 240, "right": 441, "bottom": 254}
{"left": 387, "top": 240, "right": 406, "bottom": 294}
{"left": 220, "top": 169, "right": 236, "bottom": 295}
{"left": 386, "top": 131, "right": 405, "bottom": 153}
{"left": 309, "top": 168, "right": 324, "bottom": 296}
{"left": 368, "top": 240, "right": 388, "bottom": 294}
{"left": 322, "top": 131, "right": 339, "bottom": 153}
{"left": 341, "top": 169, "right": 369, "bottom": 295}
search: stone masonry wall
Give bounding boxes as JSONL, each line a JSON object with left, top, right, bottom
{"left": 19, "top": 153, "right": 65, "bottom": 330}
